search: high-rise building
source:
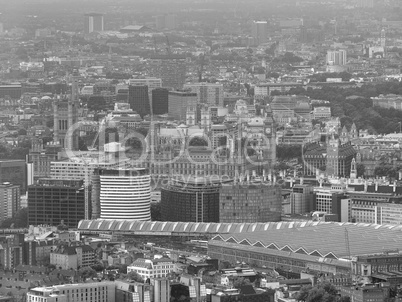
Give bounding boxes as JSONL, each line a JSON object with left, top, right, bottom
{"left": 0, "top": 233, "right": 25, "bottom": 270}
{"left": 94, "top": 168, "right": 151, "bottom": 220}
{"left": 155, "top": 14, "right": 177, "bottom": 30}
{"left": 152, "top": 278, "right": 171, "bottom": 302}
{"left": 129, "top": 78, "right": 162, "bottom": 100}
{"left": 152, "top": 88, "right": 169, "bottom": 115}
{"left": 27, "top": 179, "right": 87, "bottom": 228}
{"left": 380, "top": 28, "right": 386, "bottom": 48}
{"left": 84, "top": 13, "right": 104, "bottom": 34}
{"left": 183, "top": 83, "right": 224, "bottom": 106}
{"left": 168, "top": 90, "right": 197, "bottom": 120}
{"left": 128, "top": 85, "right": 150, "bottom": 118}
{"left": 150, "top": 55, "right": 186, "bottom": 89}
{"left": 0, "top": 160, "right": 27, "bottom": 193}
{"left": 161, "top": 177, "right": 233, "bottom": 223}
{"left": 326, "top": 49, "right": 347, "bottom": 66}
{"left": 252, "top": 21, "right": 268, "bottom": 45}
{"left": 0, "top": 183, "right": 20, "bottom": 224}
{"left": 219, "top": 180, "right": 282, "bottom": 223}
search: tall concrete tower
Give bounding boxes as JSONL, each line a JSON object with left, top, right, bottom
{"left": 53, "top": 77, "right": 79, "bottom": 150}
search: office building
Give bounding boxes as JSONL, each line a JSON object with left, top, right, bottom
{"left": 313, "top": 186, "right": 348, "bottom": 220}
{"left": 150, "top": 55, "right": 186, "bottom": 89}
{"left": 151, "top": 88, "right": 169, "bottom": 115}
{"left": 84, "top": 13, "right": 104, "bottom": 34}
{"left": 27, "top": 282, "right": 116, "bottom": 302}
{"left": 0, "top": 183, "right": 20, "bottom": 224}
{"left": 128, "top": 85, "right": 150, "bottom": 118}
{"left": 168, "top": 90, "right": 197, "bottom": 120}
{"left": 127, "top": 258, "right": 174, "bottom": 280}
{"left": 94, "top": 168, "right": 151, "bottom": 220}
{"left": 290, "top": 184, "right": 314, "bottom": 214}
{"left": 27, "top": 179, "right": 87, "bottom": 228}
{"left": 219, "top": 180, "right": 282, "bottom": 223}
{"left": 129, "top": 78, "right": 162, "bottom": 100}
{"left": 161, "top": 176, "right": 232, "bottom": 223}
{"left": 251, "top": 21, "right": 268, "bottom": 45}
{"left": 326, "top": 49, "right": 347, "bottom": 66}
{"left": 0, "top": 160, "right": 27, "bottom": 193}
{"left": 183, "top": 83, "right": 224, "bottom": 106}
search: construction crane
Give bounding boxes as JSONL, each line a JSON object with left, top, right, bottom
{"left": 198, "top": 54, "right": 205, "bottom": 82}
{"left": 345, "top": 228, "right": 354, "bottom": 283}
{"left": 165, "top": 34, "right": 172, "bottom": 55}
{"left": 153, "top": 36, "right": 158, "bottom": 54}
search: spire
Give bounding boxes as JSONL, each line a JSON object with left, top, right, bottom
{"left": 350, "top": 157, "right": 357, "bottom": 179}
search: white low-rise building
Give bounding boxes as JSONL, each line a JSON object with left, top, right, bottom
{"left": 127, "top": 258, "right": 174, "bottom": 280}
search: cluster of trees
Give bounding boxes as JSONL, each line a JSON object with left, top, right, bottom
{"left": 0, "top": 208, "right": 28, "bottom": 228}
{"left": 0, "top": 139, "right": 31, "bottom": 160}
{"left": 273, "top": 52, "right": 304, "bottom": 64}
{"left": 283, "top": 81, "right": 402, "bottom": 134}
{"left": 374, "top": 165, "right": 401, "bottom": 179}
{"left": 295, "top": 282, "right": 350, "bottom": 302}
{"left": 276, "top": 145, "right": 302, "bottom": 161}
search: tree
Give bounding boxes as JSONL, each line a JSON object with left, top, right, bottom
{"left": 233, "top": 277, "right": 251, "bottom": 289}
{"left": 356, "top": 163, "right": 365, "bottom": 177}
{"left": 189, "top": 137, "right": 208, "bottom": 147}
{"left": 295, "top": 282, "right": 340, "bottom": 302}
{"left": 91, "top": 263, "right": 105, "bottom": 272}
{"left": 0, "top": 208, "right": 28, "bottom": 228}
{"left": 18, "top": 128, "right": 27, "bottom": 136}
{"left": 151, "top": 203, "right": 161, "bottom": 221}
{"left": 79, "top": 267, "right": 98, "bottom": 280}
{"left": 127, "top": 271, "right": 144, "bottom": 283}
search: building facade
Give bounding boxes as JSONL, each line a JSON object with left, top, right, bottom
{"left": 152, "top": 88, "right": 169, "bottom": 115}
{"left": 168, "top": 90, "right": 197, "bottom": 121}
{"left": 27, "top": 281, "right": 115, "bottom": 302}
{"left": 128, "top": 85, "right": 150, "bottom": 118}
{"left": 27, "top": 179, "right": 86, "bottom": 228}
{"left": 161, "top": 177, "right": 232, "bottom": 223}
{"left": 94, "top": 168, "right": 151, "bottom": 220}
{"left": 183, "top": 83, "right": 223, "bottom": 106}
{"left": 84, "top": 13, "right": 104, "bottom": 34}
{"left": 127, "top": 258, "right": 174, "bottom": 281}
{"left": 0, "top": 160, "right": 27, "bottom": 193}
{"left": 219, "top": 181, "right": 282, "bottom": 223}
{"left": 0, "top": 183, "right": 20, "bottom": 225}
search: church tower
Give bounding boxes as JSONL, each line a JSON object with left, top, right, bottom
{"left": 200, "top": 107, "right": 211, "bottom": 131}
{"left": 340, "top": 125, "right": 349, "bottom": 144}
{"left": 186, "top": 106, "right": 196, "bottom": 126}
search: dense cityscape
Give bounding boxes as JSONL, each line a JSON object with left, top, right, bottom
{"left": 0, "top": 0, "right": 402, "bottom": 301}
